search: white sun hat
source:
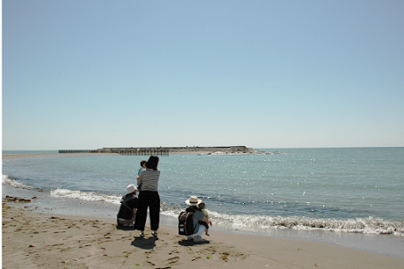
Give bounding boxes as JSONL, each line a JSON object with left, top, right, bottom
{"left": 185, "top": 195, "right": 202, "bottom": 206}
{"left": 126, "top": 184, "right": 137, "bottom": 194}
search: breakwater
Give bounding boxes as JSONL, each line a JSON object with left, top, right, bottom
{"left": 59, "top": 146, "right": 262, "bottom": 156}
{"left": 58, "top": 150, "right": 96, "bottom": 154}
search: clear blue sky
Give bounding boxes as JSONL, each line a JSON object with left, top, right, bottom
{"left": 2, "top": 0, "right": 404, "bottom": 150}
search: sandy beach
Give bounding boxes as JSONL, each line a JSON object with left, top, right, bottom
{"left": 3, "top": 153, "right": 404, "bottom": 268}
{"left": 2, "top": 203, "right": 404, "bottom": 269}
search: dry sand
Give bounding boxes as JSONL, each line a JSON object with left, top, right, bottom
{"left": 2, "top": 204, "right": 404, "bottom": 269}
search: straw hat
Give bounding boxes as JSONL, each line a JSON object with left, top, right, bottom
{"left": 126, "top": 184, "right": 137, "bottom": 194}
{"left": 185, "top": 195, "right": 202, "bottom": 206}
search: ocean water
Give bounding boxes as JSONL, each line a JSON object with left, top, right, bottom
{"left": 2, "top": 148, "right": 404, "bottom": 257}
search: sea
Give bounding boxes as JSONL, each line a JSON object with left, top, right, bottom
{"left": 2, "top": 147, "right": 404, "bottom": 259}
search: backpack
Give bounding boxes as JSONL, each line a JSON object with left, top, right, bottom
{"left": 121, "top": 195, "right": 137, "bottom": 212}
{"left": 178, "top": 208, "right": 195, "bottom": 235}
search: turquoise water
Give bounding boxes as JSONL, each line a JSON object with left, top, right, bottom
{"left": 2, "top": 148, "right": 404, "bottom": 236}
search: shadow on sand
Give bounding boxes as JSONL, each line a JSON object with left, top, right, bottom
{"left": 131, "top": 236, "right": 159, "bottom": 250}
{"left": 178, "top": 239, "right": 210, "bottom": 246}
{"left": 116, "top": 225, "right": 135, "bottom": 231}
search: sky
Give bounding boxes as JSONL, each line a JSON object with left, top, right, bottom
{"left": 2, "top": 0, "right": 404, "bottom": 150}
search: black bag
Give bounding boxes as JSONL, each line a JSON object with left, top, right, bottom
{"left": 178, "top": 209, "right": 195, "bottom": 235}
{"left": 121, "top": 195, "right": 136, "bottom": 211}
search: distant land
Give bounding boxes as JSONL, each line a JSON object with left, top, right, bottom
{"left": 58, "top": 146, "right": 281, "bottom": 155}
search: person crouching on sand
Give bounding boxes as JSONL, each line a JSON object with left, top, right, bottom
{"left": 117, "top": 184, "right": 138, "bottom": 228}
{"left": 185, "top": 195, "right": 209, "bottom": 242}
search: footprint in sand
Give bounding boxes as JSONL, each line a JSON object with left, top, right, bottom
{"left": 146, "top": 260, "right": 156, "bottom": 266}
{"left": 165, "top": 256, "right": 180, "bottom": 265}
{"left": 191, "top": 256, "right": 202, "bottom": 261}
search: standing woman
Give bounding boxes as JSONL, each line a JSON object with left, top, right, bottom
{"left": 135, "top": 155, "right": 161, "bottom": 237}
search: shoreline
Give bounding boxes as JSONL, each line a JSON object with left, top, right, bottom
{"left": 3, "top": 153, "right": 404, "bottom": 266}
{"left": 3, "top": 182, "right": 404, "bottom": 260}
{"left": 2, "top": 153, "right": 120, "bottom": 160}
{"left": 3, "top": 204, "right": 404, "bottom": 268}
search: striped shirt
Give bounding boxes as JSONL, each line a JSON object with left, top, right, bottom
{"left": 137, "top": 169, "right": 160, "bottom": 192}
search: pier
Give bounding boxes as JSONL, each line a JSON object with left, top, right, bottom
{"left": 115, "top": 148, "right": 169, "bottom": 156}
{"left": 58, "top": 148, "right": 169, "bottom": 156}
{"left": 59, "top": 150, "right": 96, "bottom": 154}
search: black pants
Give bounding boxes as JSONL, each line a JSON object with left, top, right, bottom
{"left": 135, "top": 191, "right": 160, "bottom": 231}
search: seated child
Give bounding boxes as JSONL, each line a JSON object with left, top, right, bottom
{"left": 117, "top": 184, "right": 138, "bottom": 228}
{"left": 198, "top": 202, "right": 212, "bottom": 236}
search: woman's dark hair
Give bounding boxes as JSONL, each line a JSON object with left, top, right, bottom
{"left": 145, "top": 156, "right": 159, "bottom": 170}
{"left": 140, "top": 160, "right": 147, "bottom": 166}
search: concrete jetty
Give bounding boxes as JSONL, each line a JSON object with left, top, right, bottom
{"left": 59, "top": 150, "right": 96, "bottom": 154}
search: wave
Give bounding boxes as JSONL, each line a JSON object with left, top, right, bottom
{"left": 3, "top": 175, "right": 403, "bottom": 237}
{"left": 189, "top": 211, "right": 404, "bottom": 236}
{"left": 159, "top": 205, "right": 403, "bottom": 236}
{"left": 3, "top": 175, "right": 122, "bottom": 205}
{"left": 50, "top": 188, "right": 122, "bottom": 205}
{"left": 2, "top": 175, "right": 32, "bottom": 189}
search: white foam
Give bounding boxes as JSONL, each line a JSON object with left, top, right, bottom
{"left": 2, "top": 175, "right": 32, "bottom": 189}
{"left": 158, "top": 205, "right": 404, "bottom": 236}
{"left": 201, "top": 211, "right": 404, "bottom": 236}
{"left": 50, "top": 188, "right": 121, "bottom": 205}
{"left": 4, "top": 173, "right": 403, "bottom": 237}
